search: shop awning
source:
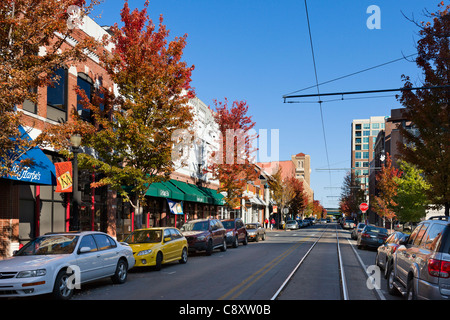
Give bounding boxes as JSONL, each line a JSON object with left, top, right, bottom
{"left": 3, "top": 126, "right": 56, "bottom": 185}
{"left": 145, "top": 181, "right": 172, "bottom": 199}
{"left": 198, "top": 186, "right": 225, "bottom": 206}
{"left": 169, "top": 180, "right": 209, "bottom": 203}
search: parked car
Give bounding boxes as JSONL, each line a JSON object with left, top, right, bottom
{"left": 351, "top": 223, "right": 366, "bottom": 240}
{"left": 180, "top": 219, "right": 227, "bottom": 256}
{"left": 245, "top": 223, "right": 266, "bottom": 242}
{"left": 343, "top": 218, "right": 356, "bottom": 229}
{"left": 375, "top": 231, "right": 408, "bottom": 278}
{"left": 0, "top": 231, "right": 135, "bottom": 300}
{"left": 124, "top": 227, "right": 188, "bottom": 270}
{"left": 285, "top": 220, "right": 299, "bottom": 230}
{"left": 356, "top": 225, "right": 389, "bottom": 250}
{"left": 221, "top": 218, "right": 248, "bottom": 248}
{"left": 296, "top": 220, "right": 305, "bottom": 228}
{"left": 387, "top": 216, "right": 450, "bottom": 300}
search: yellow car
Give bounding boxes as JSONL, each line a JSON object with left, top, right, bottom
{"left": 124, "top": 227, "right": 188, "bottom": 270}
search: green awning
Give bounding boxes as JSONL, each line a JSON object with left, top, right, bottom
{"left": 160, "top": 181, "right": 184, "bottom": 201}
{"left": 169, "top": 180, "right": 209, "bottom": 203}
{"left": 145, "top": 182, "right": 172, "bottom": 198}
{"left": 198, "top": 186, "right": 225, "bottom": 206}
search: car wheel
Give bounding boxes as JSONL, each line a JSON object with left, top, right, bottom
{"left": 406, "top": 276, "right": 417, "bottom": 300}
{"left": 179, "top": 247, "right": 188, "bottom": 264}
{"left": 386, "top": 265, "right": 400, "bottom": 296}
{"left": 375, "top": 252, "right": 381, "bottom": 268}
{"left": 232, "top": 236, "right": 239, "bottom": 248}
{"left": 206, "top": 239, "right": 213, "bottom": 256}
{"left": 220, "top": 238, "right": 227, "bottom": 252}
{"left": 262, "top": 233, "right": 266, "bottom": 241}
{"left": 255, "top": 234, "right": 259, "bottom": 242}
{"left": 243, "top": 235, "right": 248, "bottom": 245}
{"left": 111, "top": 259, "right": 128, "bottom": 284}
{"left": 155, "top": 252, "right": 163, "bottom": 271}
{"left": 53, "top": 269, "right": 74, "bottom": 300}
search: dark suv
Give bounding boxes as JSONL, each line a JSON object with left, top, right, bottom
{"left": 180, "top": 219, "right": 227, "bottom": 256}
{"left": 221, "top": 218, "right": 248, "bottom": 248}
{"left": 387, "top": 216, "right": 450, "bottom": 300}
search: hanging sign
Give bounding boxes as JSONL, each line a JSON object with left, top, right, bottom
{"left": 167, "top": 199, "right": 184, "bottom": 215}
{"left": 55, "top": 162, "right": 73, "bottom": 193}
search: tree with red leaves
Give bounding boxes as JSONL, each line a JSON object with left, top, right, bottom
{"left": 398, "top": 1, "right": 450, "bottom": 216}
{"left": 208, "top": 98, "right": 258, "bottom": 209}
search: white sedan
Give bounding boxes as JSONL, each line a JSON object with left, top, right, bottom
{"left": 0, "top": 231, "right": 135, "bottom": 300}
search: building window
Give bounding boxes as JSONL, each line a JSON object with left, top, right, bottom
{"left": 372, "top": 123, "right": 380, "bottom": 129}
{"left": 372, "top": 130, "right": 379, "bottom": 136}
{"left": 363, "top": 144, "right": 369, "bottom": 150}
{"left": 363, "top": 162, "right": 369, "bottom": 167}
{"left": 355, "top": 162, "right": 361, "bottom": 168}
{"left": 355, "top": 145, "right": 361, "bottom": 150}
{"left": 355, "top": 138, "right": 361, "bottom": 144}
{"left": 363, "top": 137, "right": 369, "bottom": 143}
{"left": 355, "top": 131, "right": 361, "bottom": 137}
{"left": 363, "top": 123, "right": 370, "bottom": 129}
{"left": 77, "top": 73, "right": 93, "bottom": 122}
{"left": 363, "top": 152, "right": 369, "bottom": 159}
{"left": 47, "top": 67, "right": 67, "bottom": 110}
{"left": 355, "top": 124, "right": 361, "bottom": 130}
{"left": 355, "top": 152, "right": 362, "bottom": 159}
{"left": 373, "top": 137, "right": 377, "bottom": 143}
{"left": 363, "top": 130, "right": 370, "bottom": 136}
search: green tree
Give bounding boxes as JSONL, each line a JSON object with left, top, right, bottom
{"left": 394, "top": 161, "right": 431, "bottom": 223}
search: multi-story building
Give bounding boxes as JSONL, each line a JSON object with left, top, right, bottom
{"left": 350, "top": 116, "right": 386, "bottom": 201}
{"left": 0, "top": 16, "right": 225, "bottom": 258}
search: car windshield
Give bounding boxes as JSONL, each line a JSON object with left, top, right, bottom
{"left": 286, "top": 220, "right": 296, "bottom": 224}
{"left": 222, "top": 221, "right": 235, "bottom": 229}
{"left": 358, "top": 223, "right": 366, "bottom": 228}
{"left": 245, "top": 224, "right": 258, "bottom": 229}
{"left": 180, "top": 221, "right": 209, "bottom": 231}
{"left": 365, "top": 226, "right": 388, "bottom": 234}
{"left": 15, "top": 235, "right": 79, "bottom": 256}
{"left": 124, "top": 230, "right": 162, "bottom": 244}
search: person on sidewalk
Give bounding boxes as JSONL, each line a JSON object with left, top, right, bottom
{"left": 270, "top": 218, "right": 275, "bottom": 230}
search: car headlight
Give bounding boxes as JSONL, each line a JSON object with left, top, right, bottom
{"left": 226, "top": 231, "right": 233, "bottom": 237}
{"left": 137, "top": 249, "right": 152, "bottom": 256}
{"left": 197, "top": 235, "right": 206, "bottom": 241}
{"left": 248, "top": 231, "right": 256, "bottom": 235}
{"left": 17, "top": 269, "right": 47, "bottom": 278}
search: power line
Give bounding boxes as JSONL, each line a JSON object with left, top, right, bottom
{"left": 283, "top": 53, "right": 417, "bottom": 97}
{"left": 283, "top": 85, "right": 450, "bottom": 102}
{"left": 304, "top": 0, "right": 333, "bottom": 192}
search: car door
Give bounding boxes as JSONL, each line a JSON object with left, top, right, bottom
{"left": 92, "top": 234, "right": 118, "bottom": 277}
{"left": 169, "top": 228, "right": 185, "bottom": 259}
{"left": 76, "top": 235, "right": 101, "bottom": 282}
{"left": 162, "top": 229, "right": 176, "bottom": 261}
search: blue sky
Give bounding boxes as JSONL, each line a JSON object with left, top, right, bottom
{"left": 90, "top": 0, "right": 438, "bottom": 208}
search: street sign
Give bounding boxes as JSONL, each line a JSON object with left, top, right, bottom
{"left": 360, "top": 203, "right": 369, "bottom": 213}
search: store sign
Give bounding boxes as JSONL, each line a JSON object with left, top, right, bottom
{"left": 55, "top": 162, "right": 73, "bottom": 193}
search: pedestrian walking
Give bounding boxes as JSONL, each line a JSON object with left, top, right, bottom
{"left": 270, "top": 218, "right": 275, "bottom": 230}
{"left": 264, "top": 218, "right": 269, "bottom": 229}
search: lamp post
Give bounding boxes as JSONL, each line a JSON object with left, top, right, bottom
{"left": 70, "top": 134, "right": 82, "bottom": 231}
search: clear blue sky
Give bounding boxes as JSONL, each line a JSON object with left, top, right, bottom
{"left": 90, "top": 0, "right": 438, "bottom": 208}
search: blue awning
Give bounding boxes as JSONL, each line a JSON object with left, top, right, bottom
{"left": 3, "top": 126, "right": 56, "bottom": 185}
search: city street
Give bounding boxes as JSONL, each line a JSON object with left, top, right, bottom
{"left": 69, "top": 223, "right": 401, "bottom": 301}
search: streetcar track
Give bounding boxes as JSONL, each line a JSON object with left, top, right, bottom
{"left": 271, "top": 223, "right": 350, "bottom": 300}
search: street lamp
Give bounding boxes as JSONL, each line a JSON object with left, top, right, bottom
{"left": 70, "top": 134, "right": 82, "bottom": 231}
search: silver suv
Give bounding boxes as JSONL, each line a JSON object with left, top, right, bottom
{"left": 387, "top": 216, "right": 450, "bottom": 300}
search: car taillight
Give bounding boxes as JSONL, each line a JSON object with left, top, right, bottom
{"left": 428, "top": 259, "right": 450, "bottom": 278}
{"left": 361, "top": 233, "right": 370, "bottom": 238}
{"left": 392, "top": 244, "right": 399, "bottom": 253}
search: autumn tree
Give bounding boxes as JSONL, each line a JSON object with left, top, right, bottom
{"left": 208, "top": 98, "right": 258, "bottom": 209}
{"left": 339, "top": 171, "right": 365, "bottom": 218}
{"left": 0, "top": 0, "right": 99, "bottom": 177}
{"left": 286, "top": 177, "right": 306, "bottom": 218}
{"left": 43, "top": 0, "right": 195, "bottom": 229}
{"left": 398, "top": 1, "right": 450, "bottom": 216}
{"left": 373, "top": 153, "right": 402, "bottom": 229}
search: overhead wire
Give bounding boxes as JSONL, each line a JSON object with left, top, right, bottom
{"left": 303, "top": 0, "right": 333, "bottom": 200}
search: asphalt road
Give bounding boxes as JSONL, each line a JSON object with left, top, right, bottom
{"left": 70, "top": 223, "right": 402, "bottom": 301}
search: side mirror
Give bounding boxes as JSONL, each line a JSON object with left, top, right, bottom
{"left": 164, "top": 237, "right": 171, "bottom": 242}
{"left": 79, "top": 247, "right": 92, "bottom": 254}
